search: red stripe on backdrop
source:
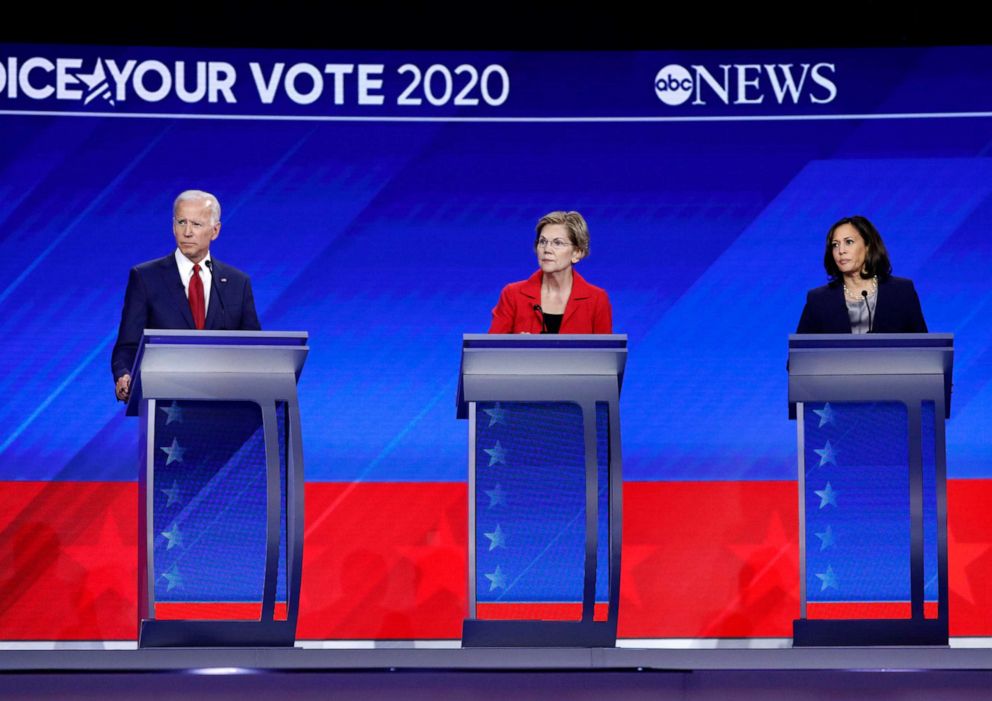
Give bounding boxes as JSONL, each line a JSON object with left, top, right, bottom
{"left": 0, "top": 482, "right": 138, "bottom": 640}
{"left": 0, "top": 480, "right": 989, "bottom": 640}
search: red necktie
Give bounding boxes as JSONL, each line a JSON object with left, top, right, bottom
{"left": 189, "top": 263, "right": 205, "bottom": 330}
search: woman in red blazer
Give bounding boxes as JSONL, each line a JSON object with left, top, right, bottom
{"left": 489, "top": 211, "right": 612, "bottom": 334}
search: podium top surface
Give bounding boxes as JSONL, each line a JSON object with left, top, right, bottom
{"left": 788, "top": 333, "right": 953, "bottom": 377}
{"left": 788, "top": 333, "right": 954, "bottom": 418}
{"left": 462, "top": 333, "right": 628, "bottom": 349}
{"left": 460, "top": 334, "right": 628, "bottom": 375}
{"left": 457, "top": 334, "right": 628, "bottom": 418}
{"left": 789, "top": 332, "right": 953, "bottom": 350}
{"left": 126, "top": 330, "right": 309, "bottom": 416}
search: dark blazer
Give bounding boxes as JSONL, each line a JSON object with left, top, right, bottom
{"left": 111, "top": 253, "right": 261, "bottom": 379}
{"left": 796, "top": 276, "right": 927, "bottom": 334}
{"left": 489, "top": 268, "right": 613, "bottom": 334}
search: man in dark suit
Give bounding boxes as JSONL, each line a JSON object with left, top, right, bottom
{"left": 111, "top": 190, "right": 261, "bottom": 402}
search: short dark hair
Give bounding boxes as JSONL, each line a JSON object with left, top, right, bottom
{"left": 823, "top": 215, "right": 892, "bottom": 283}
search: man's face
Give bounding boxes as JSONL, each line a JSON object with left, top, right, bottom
{"left": 173, "top": 198, "right": 220, "bottom": 264}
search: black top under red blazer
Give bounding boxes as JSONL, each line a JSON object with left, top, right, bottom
{"left": 796, "top": 276, "right": 927, "bottom": 334}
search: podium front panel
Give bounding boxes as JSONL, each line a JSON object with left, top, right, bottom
{"left": 472, "top": 401, "right": 610, "bottom": 620}
{"left": 800, "top": 400, "right": 939, "bottom": 620}
{"left": 148, "top": 399, "right": 288, "bottom": 620}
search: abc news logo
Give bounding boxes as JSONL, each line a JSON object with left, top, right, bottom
{"left": 654, "top": 63, "right": 837, "bottom": 106}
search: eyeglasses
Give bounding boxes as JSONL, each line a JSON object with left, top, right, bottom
{"left": 536, "top": 237, "right": 573, "bottom": 250}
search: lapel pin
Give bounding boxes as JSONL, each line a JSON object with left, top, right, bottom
{"left": 221, "top": 278, "right": 228, "bottom": 283}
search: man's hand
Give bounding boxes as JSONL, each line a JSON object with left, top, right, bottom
{"left": 115, "top": 373, "right": 131, "bottom": 402}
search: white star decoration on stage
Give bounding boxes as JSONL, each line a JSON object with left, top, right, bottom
{"left": 484, "top": 440, "right": 507, "bottom": 467}
{"left": 812, "top": 403, "right": 836, "bottom": 428}
{"left": 484, "top": 524, "right": 507, "bottom": 551}
{"left": 814, "top": 441, "right": 837, "bottom": 467}
{"left": 815, "top": 565, "right": 838, "bottom": 591}
{"left": 484, "top": 403, "right": 507, "bottom": 427}
{"left": 485, "top": 484, "right": 507, "bottom": 508}
{"left": 163, "top": 564, "right": 183, "bottom": 591}
{"left": 160, "top": 402, "right": 184, "bottom": 425}
{"left": 162, "top": 523, "right": 183, "bottom": 550}
{"left": 162, "top": 480, "right": 181, "bottom": 507}
{"left": 814, "top": 482, "right": 839, "bottom": 509}
{"left": 485, "top": 565, "right": 507, "bottom": 591}
{"left": 815, "top": 524, "right": 835, "bottom": 551}
{"left": 159, "top": 438, "right": 185, "bottom": 465}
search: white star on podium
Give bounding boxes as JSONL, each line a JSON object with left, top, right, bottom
{"left": 812, "top": 403, "right": 836, "bottom": 428}
{"left": 485, "top": 484, "right": 507, "bottom": 508}
{"left": 484, "top": 524, "right": 507, "bottom": 551}
{"left": 816, "top": 565, "right": 838, "bottom": 591}
{"left": 484, "top": 441, "right": 507, "bottom": 467}
{"left": 163, "top": 564, "right": 183, "bottom": 591}
{"left": 160, "top": 402, "right": 184, "bottom": 425}
{"left": 160, "top": 438, "right": 185, "bottom": 465}
{"left": 162, "top": 523, "right": 183, "bottom": 550}
{"left": 814, "top": 482, "right": 839, "bottom": 509}
{"left": 485, "top": 565, "right": 507, "bottom": 591}
{"left": 484, "top": 403, "right": 507, "bottom": 427}
{"left": 162, "top": 481, "right": 181, "bottom": 507}
{"left": 814, "top": 441, "right": 837, "bottom": 467}
{"left": 815, "top": 524, "right": 835, "bottom": 551}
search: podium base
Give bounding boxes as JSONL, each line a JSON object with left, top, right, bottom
{"left": 461, "top": 619, "right": 617, "bottom": 648}
{"left": 793, "top": 618, "right": 948, "bottom": 647}
{"left": 139, "top": 619, "right": 296, "bottom": 648}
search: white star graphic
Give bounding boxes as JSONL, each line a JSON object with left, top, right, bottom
{"left": 483, "top": 403, "right": 508, "bottom": 427}
{"left": 814, "top": 482, "right": 839, "bottom": 509}
{"left": 485, "top": 565, "right": 507, "bottom": 591}
{"left": 485, "top": 484, "right": 507, "bottom": 508}
{"left": 814, "top": 441, "right": 837, "bottom": 467}
{"left": 813, "top": 403, "right": 836, "bottom": 428}
{"left": 162, "top": 480, "right": 181, "bottom": 507}
{"left": 815, "top": 565, "right": 838, "bottom": 591}
{"left": 160, "top": 402, "right": 184, "bottom": 425}
{"left": 484, "top": 524, "right": 507, "bottom": 551}
{"left": 484, "top": 440, "right": 507, "bottom": 467}
{"left": 162, "top": 523, "right": 183, "bottom": 550}
{"left": 815, "top": 524, "right": 835, "bottom": 551}
{"left": 162, "top": 564, "right": 183, "bottom": 591}
{"left": 160, "top": 438, "right": 185, "bottom": 465}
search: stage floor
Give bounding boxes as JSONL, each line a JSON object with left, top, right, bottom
{"left": 2, "top": 640, "right": 990, "bottom": 672}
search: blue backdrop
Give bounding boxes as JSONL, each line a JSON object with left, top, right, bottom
{"left": 0, "top": 44, "right": 990, "bottom": 488}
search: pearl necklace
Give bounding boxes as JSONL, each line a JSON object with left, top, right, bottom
{"left": 844, "top": 275, "right": 878, "bottom": 301}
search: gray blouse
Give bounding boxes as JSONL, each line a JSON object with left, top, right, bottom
{"left": 845, "top": 288, "right": 877, "bottom": 334}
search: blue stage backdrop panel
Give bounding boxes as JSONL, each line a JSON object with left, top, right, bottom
{"left": 0, "top": 46, "right": 989, "bottom": 485}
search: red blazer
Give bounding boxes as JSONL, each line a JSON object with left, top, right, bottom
{"left": 489, "top": 269, "right": 613, "bottom": 334}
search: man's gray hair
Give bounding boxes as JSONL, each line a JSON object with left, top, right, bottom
{"left": 173, "top": 190, "right": 221, "bottom": 224}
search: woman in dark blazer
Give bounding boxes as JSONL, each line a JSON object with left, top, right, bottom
{"left": 796, "top": 215, "right": 927, "bottom": 334}
{"left": 489, "top": 211, "right": 612, "bottom": 334}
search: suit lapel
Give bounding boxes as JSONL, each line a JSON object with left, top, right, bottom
{"left": 162, "top": 255, "right": 195, "bottom": 329}
{"left": 828, "top": 284, "right": 851, "bottom": 333}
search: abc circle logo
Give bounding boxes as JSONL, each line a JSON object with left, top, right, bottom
{"left": 654, "top": 64, "right": 692, "bottom": 106}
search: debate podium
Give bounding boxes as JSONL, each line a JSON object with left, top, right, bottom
{"left": 456, "top": 334, "right": 627, "bottom": 647}
{"left": 125, "top": 330, "right": 308, "bottom": 647}
{"left": 788, "top": 333, "right": 953, "bottom": 646}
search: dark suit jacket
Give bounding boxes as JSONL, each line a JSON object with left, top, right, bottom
{"left": 111, "top": 253, "right": 261, "bottom": 379}
{"left": 796, "top": 276, "right": 927, "bottom": 334}
{"left": 489, "top": 269, "right": 613, "bottom": 334}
